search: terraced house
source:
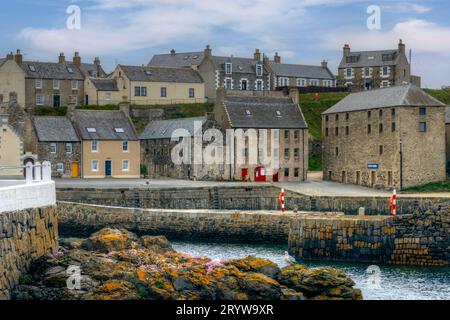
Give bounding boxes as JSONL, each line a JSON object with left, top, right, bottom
{"left": 322, "top": 84, "right": 446, "bottom": 190}
{"left": 72, "top": 110, "right": 140, "bottom": 179}
{"left": 109, "top": 65, "right": 206, "bottom": 105}
{"left": 0, "top": 50, "right": 105, "bottom": 110}
{"left": 337, "top": 40, "right": 421, "bottom": 91}
{"left": 149, "top": 46, "right": 270, "bottom": 101}
{"left": 446, "top": 107, "right": 450, "bottom": 174}
{"left": 0, "top": 113, "right": 23, "bottom": 178}
{"left": 264, "top": 53, "right": 336, "bottom": 89}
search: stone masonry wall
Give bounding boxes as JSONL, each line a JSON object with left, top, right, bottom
{"left": 0, "top": 206, "right": 58, "bottom": 300}
{"left": 289, "top": 203, "right": 449, "bottom": 266}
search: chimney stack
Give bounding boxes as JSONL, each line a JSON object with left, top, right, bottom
{"left": 274, "top": 52, "right": 281, "bottom": 63}
{"left": 254, "top": 49, "right": 261, "bottom": 61}
{"left": 14, "top": 49, "right": 23, "bottom": 64}
{"left": 6, "top": 52, "right": 14, "bottom": 61}
{"left": 94, "top": 57, "right": 101, "bottom": 77}
{"left": 398, "top": 39, "right": 406, "bottom": 55}
{"left": 170, "top": 49, "right": 176, "bottom": 56}
{"left": 321, "top": 60, "right": 328, "bottom": 68}
{"left": 343, "top": 44, "right": 350, "bottom": 57}
{"left": 59, "top": 53, "right": 66, "bottom": 64}
{"left": 73, "top": 52, "right": 81, "bottom": 66}
{"left": 204, "top": 45, "right": 212, "bottom": 58}
{"left": 263, "top": 54, "right": 269, "bottom": 64}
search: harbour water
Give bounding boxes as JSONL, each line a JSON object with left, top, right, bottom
{"left": 172, "top": 241, "right": 450, "bottom": 300}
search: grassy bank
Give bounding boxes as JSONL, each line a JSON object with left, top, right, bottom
{"left": 403, "top": 180, "right": 450, "bottom": 193}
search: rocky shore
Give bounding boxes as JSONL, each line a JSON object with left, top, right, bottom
{"left": 12, "top": 228, "right": 363, "bottom": 300}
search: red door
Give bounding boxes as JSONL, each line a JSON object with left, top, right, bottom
{"left": 254, "top": 167, "right": 266, "bottom": 182}
{"left": 273, "top": 171, "right": 279, "bottom": 182}
{"left": 241, "top": 168, "right": 248, "bottom": 181}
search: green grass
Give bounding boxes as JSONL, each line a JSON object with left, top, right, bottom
{"left": 299, "top": 92, "right": 349, "bottom": 140}
{"left": 76, "top": 104, "right": 119, "bottom": 111}
{"left": 34, "top": 107, "right": 68, "bottom": 116}
{"left": 423, "top": 88, "right": 450, "bottom": 105}
{"left": 309, "top": 155, "right": 323, "bottom": 171}
{"left": 403, "top": 180, "right": 450, "bottom": 193}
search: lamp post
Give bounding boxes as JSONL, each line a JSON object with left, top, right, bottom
{"left": 399, "top": 139, "right": 403, "bottom": 191}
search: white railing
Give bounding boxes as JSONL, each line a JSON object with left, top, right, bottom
{"left": 0, "top": 161, "right": 56, "bottom": 213}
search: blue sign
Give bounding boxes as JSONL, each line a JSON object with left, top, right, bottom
{"left": 368, "top": 164, "right": 379, "bottom": 169}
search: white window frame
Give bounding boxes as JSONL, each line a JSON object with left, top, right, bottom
{"left": 225, "top": 62, "right": 232, "bottom": 75}
{"left": 363, "top": 67, "right": 373, "bottom": 78}
{"left": 35, "top": 79, "right": 43, "bottom": 89}
{"left": 239, "top": 78, "right": 249, "bottom": 91}
{"left": 255, "top": 79, "right": 263, "bottom": 91}
{"left": 278, "top": 77, "right": 289, "bottom": 87}
{"left": 91, "top": 140, "right": 99, "bottom": 153}
{"left": 56, "top": 163, "right": 64, "bottom": 172}
{"left": 122, "top": 140, "right": 129, "bottom": 152}
{"left": 256, "top": 64, "right": 263, "bottom": 77}
{"left": 381, "top": 81, "right": 391, "bottom": 88}
{"left": 224, "top": 77, "right": 233, "bottom": 90}
{"left": 50, "top": 143, "right": 57, "bottom": 154}
{"left": 53, "top": 79, "right": 60, "bottom": 90}
{"left": 345, "top": 68, "right": 353, "bottom": 79}
{"left": 189, "top": 88, "right": 195, "bottom": 98}
{"left": 91, "top": 160, "right": 99, "bottom": 172}
{"left": 296, "top": 78, "right": 307, "bottom": 87}
{"left": 381, "top": 66, "right": 391, "bottom": 78}
{"left": 309, "top": 79, "right": 320, "bottom": 86}
{"left": 65, "top": 143, "right": 73, "bottom": 154}
{"left": 71, "top": 80, "right": 78, "bottom": 90}
{"left": 122, "top": 160, "right": 130, "bottom": 172}
{"left": 36, "top": 94, "right": 45, "bottom": 106}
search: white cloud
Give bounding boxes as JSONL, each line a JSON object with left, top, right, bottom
{"left": 382, "top": 2, "right": 431, "bottom": 14}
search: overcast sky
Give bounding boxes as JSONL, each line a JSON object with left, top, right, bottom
{"left": 0, "top": 0, "right": 448, "bottom": 88}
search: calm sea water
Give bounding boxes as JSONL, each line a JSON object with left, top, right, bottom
{"left": 172, "top": 241, "right": 450, "bottom": 300}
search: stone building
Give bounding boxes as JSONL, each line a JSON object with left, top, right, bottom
{"left": 337, "top": 40, "right": 421, "bottom": 91}
{"left": 109, "top": 65, "right": 206, "bottom": 105}
{"left": 213, "top": 89, "right": 309, "bottom": 182}
{"left": 264, "top": 53, "right": 336, "bottom": 89}
{"left": 149, "top": 46, "right": 271, "bottom": 101}
{"left": 31, "top": 116, "right": 81, "bottom": 178}
{"left": 0, "top": 113, "right": 23, "bottom": 178}
{"left": 71, "top": 110, "right": 140, "bottom": 178}
{"left": 140, "top": 116, "right": 207, "bottom": 178}
{"left": 446, "top": 107, "right": 450, "bottom": 175}
{"left": 0, "top": 50, "right": 105, "bottom": 110}
{"left": 84, "top": 78, "right": 120, "bottom": 106}
{"left": 322, "top": 84, "right": 446, "bottom": 190}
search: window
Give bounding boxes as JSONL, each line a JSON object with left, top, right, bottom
{"left": 87, "top": 128, "right": 97, "bottom": 133}
{"left": 381, "top": 81, "right": 390, "bottom": 88}
{"left": 368, "top": 110, "right": 371, "bottom": 118}
{"left": 160, "top": 87, "right": 167, "bottom": 97}
{"left": 53, "top": 79, "right": 60, "bottom": 90}
{"left": 419, "top": 107, "right": 426, "bottom": 115}
{"left": 419, "top": 122, "right": 427, "bottom": 132}
{"left": 345, "top": 68, "right": 352, "bottom": 78}
{"left": 382, "top": 66, "right": 390, "bottom": 76}
{"left": 346, "top": 113, "right": 349, "bottom": 121}
{"left": 309, "top": 79, "right": 319, "bottom": 86}
{"left": 256, "top": 79, "right": 263, "bottom": 91}
{"left": 240, "top": 79, "right": 248, "bottom": 91}
{"left": 368, "top": 124, "right": 372, "bottom": 134}
{"left": 345, "top": 126, "right": 349, "bottom": 136}
{"left": 325, "top": 115, "right": 329, "bottom": 122}
{"left": 91, "top": 160, "right": 99, "bottom": 172}
{"left": 379, "top": 110, "right": 383, "bottom": 117}
{"left": 276, "top": 110, "right": 282, "bottom": 118}
{"left": 50, "top": 143, "right": 57, "bottom": 154}
{"left": 105, "top": 93, "right": 112, "bottom": 100}
{"left": 256, "top": 64, "right": 263, "bottom": 76}
{"left": 284, "top": 148, "right": 290, "bottom": 159}
{"left": 189, "top": 88, "right": 195, "bottom": 98}
{"left": 115, "top": 128, "right": 124, "bottom": 133}
{"left": 65, "top": 143, "right": 73, "bottom": 154}
{"left": 28, "top": 65, "right": 36, "bottom": 72}
{"left": 36, "top": 94, "right": 45, "bottom": 106}
{"left": 335, "top": 127, "right": 339, "bottom": 136}
{"left": 67, "top": 67, "right": 74, "bottom": 74}
{"left": 91, "top": 140, "right": 98, "bottom": 152}
{"left": 336, "top": 114, "right": 339, "bottom": 121}
{"left": 379, "top": 123, "right": 383, "bottom": 133}
{"left": 225, "top": 78, "right": 232, "bottom": 90}
{"left": 379, "top": 145, "right": 384, "bottom": 155}
{"left": 284, "top": 130, "right": 289, "bottom": 140}
{"left": 225, "top": 62, "right": 232, "bottom": 75}
{"left": 279, "top": 77, "right": 289, "bottom": 87}
{"left": 35, "top": 79, "right": 43, "bottom": 89}
{"left": 297, "top": 78, "right": 307, "bottom": 87}
{"left": 324, "top": 80, "right": 334, "bottom": 87}
{"left": 325, "top": 128, "right": 329, "bottom": 137}
{"left": 294, "top": 168, "right": 299, "bottom": 177}
{"left": 71, "top": 80, "right": 78, "bottom": 90}
{"left": 392, "top": 108, "right": 396, "bottom": 116}
{"left": 134, "top": 87, "right": 147, "bottom": 97}
{"left": 245, "top": 110, "right": 252, "bottom": 116}
{"left": 56, "top": 163, "right": 64, "bottom": 172}
{"left": 284, "top": 168, "right": 290, "bottom": 177}
{"left": 392, "top": 122, "right": 396, "bottom": 132}
{"left": 294, "top": 148, "right": 300, "bottom": 158}
{"left": 335, "top": 147, "right": 339, "bottom": 156}
{"left": 122, "top": 160, "right": 130, "bottom": 172}
{"left": 122, "top": 141, "right": 129, "bottom": 152}
{"left": 364, "top": 67, "right": 371, "bottom": 77}
{"left": 294, "top": 130, "right": 299, "bottom": 139}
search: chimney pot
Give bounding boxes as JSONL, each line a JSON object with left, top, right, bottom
{"left": 59, "top": 53, "right": 66, "bottom": 64}
{"left": 73, "top": 52, "right": 81, "bottom": 66}
{"left": 254, "top": 49, "right": 261, "bottom": 61}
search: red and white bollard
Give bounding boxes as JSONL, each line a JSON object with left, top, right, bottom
{"left": 390, "top": 189, "right": 397, "bottom": 216}
{"left": 279, "top": 189, "right": 285, "bottom": 213}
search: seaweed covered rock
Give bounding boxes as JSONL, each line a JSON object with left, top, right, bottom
{"left": 12, "top": 228, "right": 363, "bottom": 301}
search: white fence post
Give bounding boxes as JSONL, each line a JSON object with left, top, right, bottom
{"left": 42, "top": 161, "right": 52, "bottom": 181}
{"left": 35, "top": 161, "right": 42, "bottom": 181}
{"left": 25, "top": 163, "right": 33, "bottom": 184}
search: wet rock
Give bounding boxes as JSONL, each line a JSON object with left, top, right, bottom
{"left": 238, "top": 273, "right": 282, "bottom": 300}
{"left": 227, "top": 256, "right": 281, "bottom": 278}
{"left": 140, "top": 236, "right": 174, "bottom": 254}
{"left": 82, "top": 228, "right": 137, "bottom": 253}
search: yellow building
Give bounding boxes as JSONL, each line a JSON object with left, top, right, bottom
{"left": 0, "top": 114, "right": 23, "bottom": 177}
{"left": 84, "top": 78, "right": 121, "bottom": 106}
{"left": 72, "top": 110, "right": 140, "bottom": 178}
{"left": 110, "top": 65, "right": 206, "bottom": 105}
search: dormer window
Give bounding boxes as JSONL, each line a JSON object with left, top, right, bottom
{"left": 256, "top": 64, "right": 263, "bottom": 76}
{"left": 245, "top": 110, "right": 252, "bottom": 116}
{"left": 87, "top": 128, "right": 97, "bottom": 133}
{"left": 145, "top": 70, "right": 152, "bottom": 76}
{"left": 276, "top": 111, "right": 282, "bottom": 117}
{"left": 67, "top": 67, "right": 74, "bottom": 74}
{"left": 115, "top": 128, "right": 125, "bottom": 133}
{"left": 225, "top": 62, "right": 232, "bottom": 75}
{"left": 28, "top": 65, "right": 36, "bottom": 72}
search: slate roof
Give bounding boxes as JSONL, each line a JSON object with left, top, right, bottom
{"left": 73, "top": 110, "right": 138, "bottom": 141}
{"left": 339, "top": 50, "right": 400, "bottom": 69}
{"left": 140, "top": 116, "right": 207, "bottom": 140}
{"left": 90, "top": 78, "right": 119, "bottom": 91}
{"left": 211, "top": 56, "right": 266, "bottom": 75}
{"left": 269, "top": 62, "right": 334, "bottom": 80}
{"left": 223, "top": 95, "right": 308, "bottom": 129}
{"left": 149, "top": 52, "right": 205, "bottom": 68}
{"left": 19, "top": 61, "right": 88, "bottom": 80}
{"left": 120, "top": 65, "right": 203, "bottom": 83}
{"left": 78, "top": 63, "right": 106, "bottom": 78}
{"left": 446, "top": 107, "right": 450, "bottom": 124}
{"left": 33, "top": 116, "right": 80, "bottom": 142}
{"left": 323, "top": 84, "right": 446, "bottom": 114}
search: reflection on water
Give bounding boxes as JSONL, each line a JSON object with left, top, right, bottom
{"left": 172, "top": 241, "right": 450, "bottom": 301}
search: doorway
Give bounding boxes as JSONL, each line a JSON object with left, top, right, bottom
{"left": 85, "top": 95, "right": 89, "bottom": 105}
{"left": 388, "top": 171, "right": 393, "bottom": 188}
{"left": 341, "top": 171, "right": 346, "bottom": 183}
{"left": 241, "top": 80, "right": 248, "bottom": 91}
{"left": 371, "top": 171, "right": 376, "bottom": 187}
{"left": 105, "top": 160, "right": 112, "bottom": 177}
{"left": 356, "top": 171, "right": 361, "bottom": 185}
{"left": 53, "top": 95, "right": 61, "bottom": 108}
{"left": 241, "top": 168, "right": 248, "bottom": 181}
{"left": 71, "top": 162, "right": 80, "bottom": 178}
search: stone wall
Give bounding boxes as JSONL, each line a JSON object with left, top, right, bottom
{"left": 56, "top": 185, "right": 450, "bottom": 215}
{"left": 289, "top": 203, "right": 449, "bottom": 266}
{"left": 0, "top": 206, "right": 58, "bottom": 300}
